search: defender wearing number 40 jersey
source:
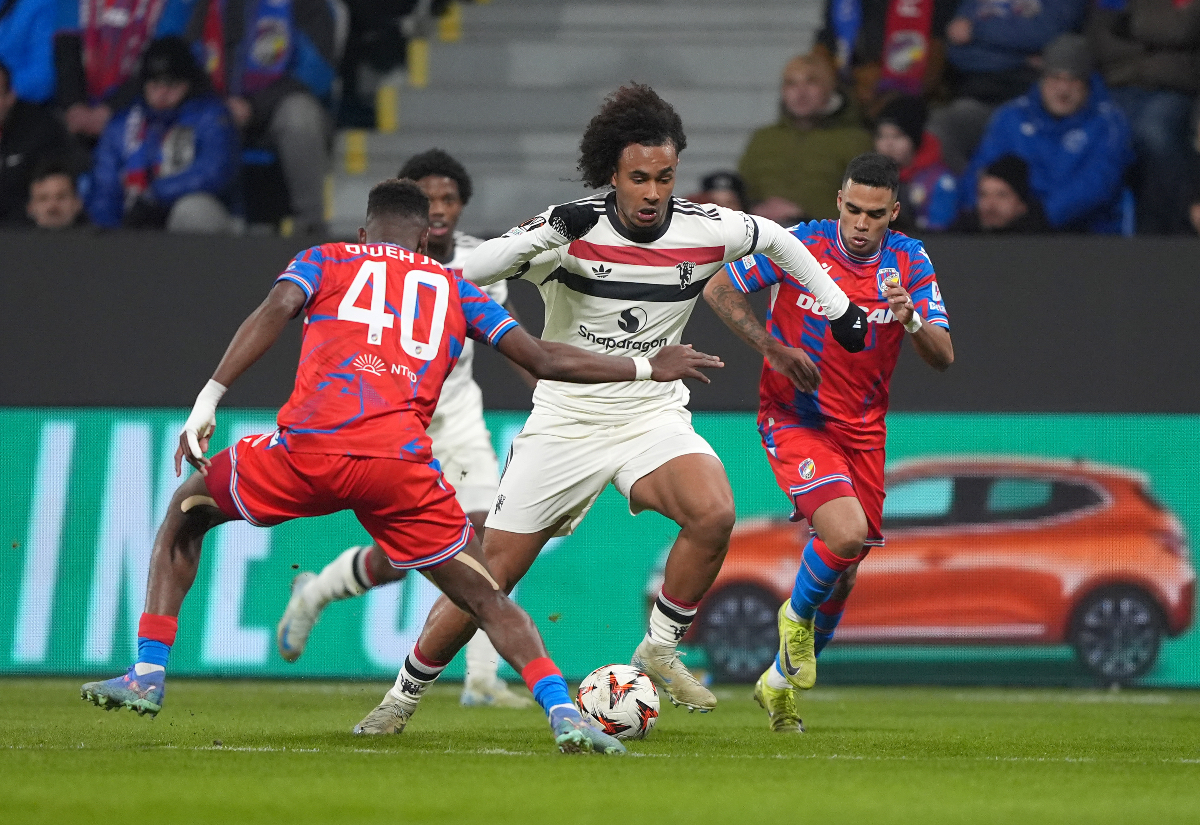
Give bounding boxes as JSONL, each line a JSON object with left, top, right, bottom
{"left": 704, "top": 153, "right": 954, "bottom": 733}
{"left": 79, "top": 179, "right": 722, "bottom": 756}
{"left": 276, "top": 150, "right": 534, "bottom": 711}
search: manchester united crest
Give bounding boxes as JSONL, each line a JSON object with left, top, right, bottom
{"left": 676, "top": 261, "right": 696, "bottom": 289}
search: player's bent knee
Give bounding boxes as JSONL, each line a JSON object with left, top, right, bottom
{"left": 684, "top": 500, "right": 736, "bottom": 545}
{"left": 825, "top": 527, "right": 868, "bottom": 559}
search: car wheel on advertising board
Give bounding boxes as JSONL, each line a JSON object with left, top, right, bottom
{"left": 1069, "top": 585, "right": 1165, "bottom": 684}
{"left": 695, "top": 584, "right": 780, "bottom": 683}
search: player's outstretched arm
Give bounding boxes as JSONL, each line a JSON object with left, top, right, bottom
{"left": 885, "top": 284, "right": 954, "bottom": 371}
{"left": 463, "top": 202, "right": 602, "bottom": 285}
{"left": 501, "top": 301, "right": 539, "bottom": 390}
{"left": 496, "top": 326, "right": 723, "bottom": 384}
{"left": 704, "top": 269, "right": 821, "bottom": 393}
{"left": 174, "top": 281, "right": 308, "bottom": 476}
{"left": 751, "top": 218, "right": 868, "bottom": 353}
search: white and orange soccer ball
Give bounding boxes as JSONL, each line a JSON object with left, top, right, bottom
{"left": 576, "top": 664, "right": 660, "bottom": 740}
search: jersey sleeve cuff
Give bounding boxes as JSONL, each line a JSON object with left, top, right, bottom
{"left": 486, "top": 317, "right": 519, "bottom": 346}
{"left": 275, "top": 274, "right": 315, "bottom": 306}
{"left": 928, "top": 317, "right": 950, "bottom": 329}
{"left": 726, "top": 263, "right": 755, "bottom": 293}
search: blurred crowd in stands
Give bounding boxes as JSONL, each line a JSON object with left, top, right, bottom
{"left": 0, "top": 0, "right": 433, "bottom": 234}
{"left": 718, "top": 0, "right": 1200, "bottom": 236}
{"left": 2, "top": 0, "right": 1199, "bottom": 236}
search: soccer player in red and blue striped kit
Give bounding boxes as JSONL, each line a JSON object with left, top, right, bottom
{"left": 79, "top": 179, "right": 722, "bottom": 754}
{"left": 705, "top": 153, "right": 954, "bottom": 732}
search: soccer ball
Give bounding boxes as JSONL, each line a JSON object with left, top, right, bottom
{"left": 576, "top": 664, "right": 660, "bottom": 740}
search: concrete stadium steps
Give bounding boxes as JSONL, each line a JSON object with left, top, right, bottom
{"left": 390, "top": 87, "right": 779, "bottom": 131}
{"left": 343, "top": 124, "right": 748, "bottom": 170}
{"left": 425, "top": 43, "right": 815, "bottom": 89}
{"left": 329, "top": 0, "right": 823, "bottom": 236}
{"left": 348, "top": 128, "right": 757, "bottom": 166}
{"left": 454, "top": 1, "right": 820, "bottom": 41}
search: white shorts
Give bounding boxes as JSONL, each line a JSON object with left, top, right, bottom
{"left": 485, "top": 408, "right": 719, "bottom": 537}
{"left": 428, "top": 406, "right": 501, "bottom": 516}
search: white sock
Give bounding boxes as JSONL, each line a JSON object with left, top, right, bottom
{"left": 766, "top": 660, "right": 791, "bottom": 690}
{"left": 304, "top": 546, "right": 373, "bottom": 611}
{"left": 464, "top": 630, "right": 500, "bottom": 685}
{"left": 645, "top": 590, "right": 698, "bottom": 648}
{"left": 784, "top": 601, "right": 803, "bottom": 623}
{"left": 385, "top": 646, "right": 447, "bottom": 709}
{"left": 133, "top": 662, "right": 164, "bottom": 675}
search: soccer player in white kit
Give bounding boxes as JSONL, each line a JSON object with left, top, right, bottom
{"left": 275, "top": 150, "right": 533, "bottom": 708}
{"left": 351, "top": 85, "right": 869, "bottom": 735}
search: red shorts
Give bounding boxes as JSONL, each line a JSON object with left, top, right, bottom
{"left": 760, "top": 423, "right": 885, "bottom": 550}
{"left": 204, "top": 432, "right": 473, "bottom": 570}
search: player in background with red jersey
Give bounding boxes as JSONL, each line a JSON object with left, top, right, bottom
{"left": 80, "top": 179, "right": 721, "bottom": 755}
{"left": 704, "top": 153, "right": 954, "bottom": 732}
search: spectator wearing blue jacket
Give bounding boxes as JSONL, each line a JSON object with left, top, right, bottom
{"left": 53, "top": 0, "right": 194, "bottom": 147}
{"left": 0, "top": 0, "right": 55, "bottom": 103}
{"left": 960, "top": 34, "right": 1134, "bottom": 233}
{"left": 184, "top": 0, "right": 336, "bottom": 234}
{"left": 930, "top": 0, "right": 1087, "bottom": 171}
{"left": 88, "top": 37, "right": 238, "bottom": 232}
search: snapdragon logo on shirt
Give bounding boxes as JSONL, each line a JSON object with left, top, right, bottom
{"left": 577, "top": 320, "right": 667, "bottom": 353}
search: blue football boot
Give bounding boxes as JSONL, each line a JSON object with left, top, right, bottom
{"left": 552, "top": 713, "right": 626, "bottom": 755}
{"left": 81, "top": 668, "right": 165, "bottom": 717}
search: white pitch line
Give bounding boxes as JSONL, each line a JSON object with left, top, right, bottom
{"left": 6, "top": 744, "right": 1199, "bottom": 765}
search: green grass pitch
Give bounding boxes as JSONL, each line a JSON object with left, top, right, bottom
{"left": 2, "top": 678, "right": 1199, "bottom": 824}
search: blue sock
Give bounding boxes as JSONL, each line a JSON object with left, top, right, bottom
{"left": 136, "top": 638, "right": 170, "bottom": 669}
{"left": 790, "top": 537, "right": 851, "bottom": 621}
{"left": 532, "top": 674, "right": 577, "bottom": 719}
{"left": 814, "top": 599, "right": 847, "bottom": 656}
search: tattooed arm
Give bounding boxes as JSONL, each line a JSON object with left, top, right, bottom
{"left": 703, "top": 269, "right": 821, "bottom": 393}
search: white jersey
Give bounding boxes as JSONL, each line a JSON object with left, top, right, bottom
{"left": 464, "top": 192, "right": 849, "bottom": 423}
{"left": 429, "top": 231, "right": 507, "bottom": 429}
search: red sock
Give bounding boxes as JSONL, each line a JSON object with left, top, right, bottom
{"left": 521, "top": 657, "right": 562, "bottom": 693}
{"left": 137, "top": 613, "right": 178, "bottom": 645}
{"left": 411, "top": 642, "right": 450, "bottom": 671}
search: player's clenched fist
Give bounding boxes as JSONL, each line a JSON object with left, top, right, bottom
{"left": 884, "top": 283, "right": 915, "bottom": 325}
{"left": 648, "top": 344, "right": 724, "bottom": 384}
{"left": 828, "top": 303, "right": 869, "bottom": 353}
{"left": 548, "top": 202, "right": 602, "bottom": 242}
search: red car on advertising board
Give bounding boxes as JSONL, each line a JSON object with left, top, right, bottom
{"left": 656, "top": 457, "right": 1195, "bottom": 685}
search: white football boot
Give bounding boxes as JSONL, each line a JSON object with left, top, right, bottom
{"left": 631, "top": 638, "right": 716, "bottom": 712}
{"left": 353, "top": 697, "right": 414, "bottom": 735}
{"left": 276, "top": 572, "right": 319, "bottom": 663}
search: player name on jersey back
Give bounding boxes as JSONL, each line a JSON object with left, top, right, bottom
{"left": 273, "top": 242, "right": 516, "bottom": 461}
{"left": 498, "top": 194, "right": 758, "bottom": 423}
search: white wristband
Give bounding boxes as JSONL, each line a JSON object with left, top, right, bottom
{"left": 632, "top": 356, "right": 653, "bottom": 381}
{"left": 196, "top": 378, "right": 227, "bottom": 407}
{"left": 182, "top": 379, "right": 227, "bottom": 459}
{"left": 903, "top": 313, "right": 923, "bottom": 334}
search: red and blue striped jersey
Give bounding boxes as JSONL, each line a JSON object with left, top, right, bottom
{"left": 272, "top": 242, "right": 517, "bottom": 461}
{"left": 725, "top": 220, "right": 949, "bottom": 450}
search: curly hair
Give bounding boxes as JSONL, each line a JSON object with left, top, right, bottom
{"left": 577, "top": 84, "right": 687, "bottom": 189}
{"left": 397, "top": 149, "right": 473, "bottom": 205}
{"left": 367, "top": 178, "right": 430, "bottom": 222}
